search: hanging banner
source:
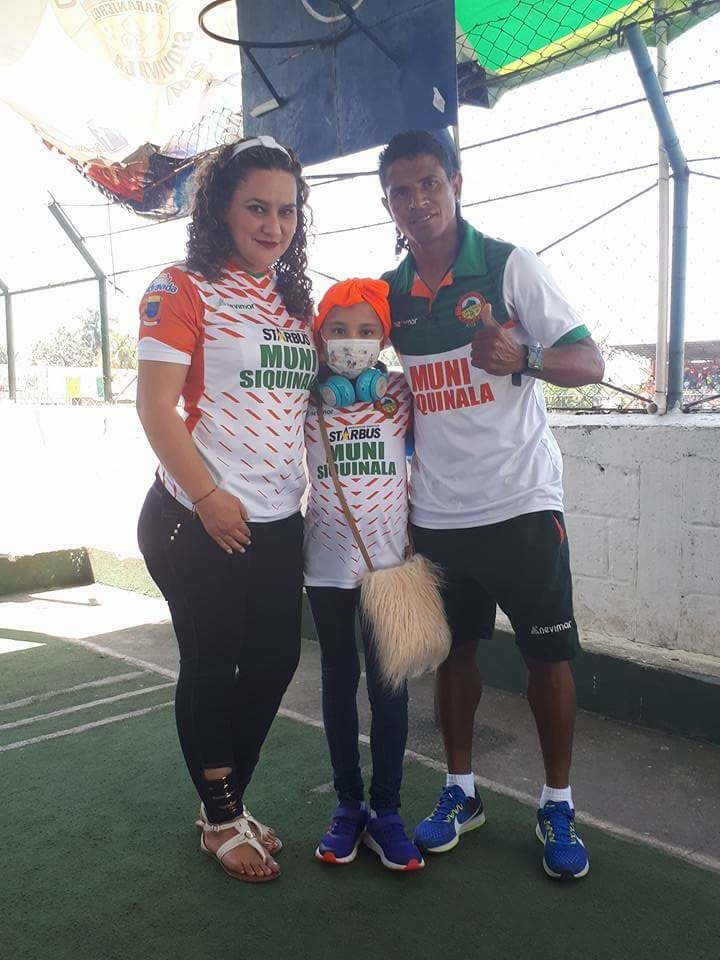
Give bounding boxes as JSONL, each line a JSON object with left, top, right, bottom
{"left": 0, "top": 0, "right": 241, "bottom": 217}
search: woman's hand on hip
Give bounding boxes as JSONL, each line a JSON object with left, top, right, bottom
{"left": 195, "top": 489, "right": 252, "bottom": 554}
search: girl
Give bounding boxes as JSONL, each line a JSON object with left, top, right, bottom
{"left": 136, "top": 136, "right": 317, "bottom": 884}
{"left": 304, "top": 278, "right": 424, "bottom": 872}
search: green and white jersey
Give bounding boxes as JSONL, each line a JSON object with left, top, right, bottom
{"left": 383, "top": 222, "right": 590, "bottom": 529}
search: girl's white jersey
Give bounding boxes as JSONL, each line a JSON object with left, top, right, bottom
{"left": 138, "top": 263, "right": 318, "bottom": 521}
{"left": 304, "top": 373, "right": 413, "bottom": 588}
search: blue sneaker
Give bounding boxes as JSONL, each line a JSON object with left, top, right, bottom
{"left": 413, "top": 785, "right": 486, "bottom": 853}
{"left": 535, "top": 801, "right": 589, "bottom": 879}
{"left": 315, "top": 803, "right": 368, "bottom": 864}
{"left": 363, "top": 812, "right": 425, "bottom": 871}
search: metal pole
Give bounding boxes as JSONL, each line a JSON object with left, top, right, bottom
{"left": 0, "top": 276, "right": 16, "bottom": 401}
{"left": 453, "top": 123, "right": 462, "bottom": 171}
{"left": 654, "top": 1, "right": 670, "bottom": 413}
{"left": 625, "top": 23, "right": 689, "bottom": 412}
{"left": 48, "top": 199, "right": 113, "bottom": 403}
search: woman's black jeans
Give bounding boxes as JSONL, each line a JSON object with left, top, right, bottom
{"left": 306, "top": 585, "right": 409, "bottom": 813}
{"left": 138, "top": 478, "right": 303, "bottom": 822}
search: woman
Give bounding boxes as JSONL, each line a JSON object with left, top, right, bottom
{"left": 136, "top": 136, "right": 317, "bottom": 883}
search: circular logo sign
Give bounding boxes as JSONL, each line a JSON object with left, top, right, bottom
{"left": 454, "top": 292, "right": 487, "bottom": 327}
{"left": 53, "top": 0, "right": 189, "bottom": 84}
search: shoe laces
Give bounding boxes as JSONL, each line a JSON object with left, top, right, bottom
{"left": 541, "top": 803, "right": 577, "bottom": 845}
{"left": 428, "top": 786, "right": 466, "bottom": 823}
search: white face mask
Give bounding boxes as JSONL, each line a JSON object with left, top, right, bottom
{"left": 323, "top": 338, "right": 382, "bottom": 378}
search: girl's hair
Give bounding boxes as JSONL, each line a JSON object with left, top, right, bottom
{"left": 186, "top": 140, "right": 313, "bottom": 319}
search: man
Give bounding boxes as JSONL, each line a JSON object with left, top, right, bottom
{"left": 378, "top": 130, "right": 604, "bottom": 880}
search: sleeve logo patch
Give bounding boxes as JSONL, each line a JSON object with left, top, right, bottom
{"left": 143, "top": 294, "right": 162, "bottom": 326}
{"left": 455, "top": 291, "right": 487, "bottom": 326}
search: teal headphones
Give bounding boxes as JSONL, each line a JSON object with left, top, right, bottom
{"left": 317, "top": 363, "right": 388, "bottom": 408}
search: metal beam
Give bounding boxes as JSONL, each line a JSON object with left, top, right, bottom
{"left": 0, "top": 276, "right": 16, "bottom": 401}
{"left": 625, "top": 23, "right": 689, "bottom": 413}
{"left": 48, "top": 200, "right": 113, "bottom": 403}
{"left": 654, "top": 0, "right": 670, "bottom": 414}
{"left": 11, "top": 275, "right": 95, "bottom": 296}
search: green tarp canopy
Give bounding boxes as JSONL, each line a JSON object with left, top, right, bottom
{"left": 455, "top": 0, "right": 719, "bottom": 104}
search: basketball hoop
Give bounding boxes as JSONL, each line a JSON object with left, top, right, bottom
{"left": 301, "top": 0, "right": 365, "bottom": 24}
{"left": 198, "top": 0, "right": 399, "bottom": 118}
{"left": 198, "top": 0, "right": 354, "bottom": 50}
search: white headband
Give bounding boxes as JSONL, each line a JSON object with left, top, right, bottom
{"left": 224, "top": 135, "right": 291, "bottom": 165}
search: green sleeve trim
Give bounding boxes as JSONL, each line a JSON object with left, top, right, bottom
{"left": 553, "top": 324, "right": 591, "bottom": 347}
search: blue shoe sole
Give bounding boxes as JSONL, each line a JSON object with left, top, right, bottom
{"left": 535, "top": 823, "right": 590, "bottom": 879}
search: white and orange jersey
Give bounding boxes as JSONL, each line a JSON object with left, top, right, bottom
{"left": 304, "top": 372, "right": 413, "bottom": 588}
{"left": 138, "top": 262, "right": 318, "bottom": 522}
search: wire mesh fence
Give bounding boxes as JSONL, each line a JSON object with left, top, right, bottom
{"left": 543, "top": 344, "right": 720, "bottom": 412}
{"left": 456, "top": 0, "right": 720, "bottom": 106}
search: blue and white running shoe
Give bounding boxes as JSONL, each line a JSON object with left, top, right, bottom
{"left": 413, "top": 785, "right": 486, "bottom": 853}
{"left": 535, "top": 801, "right": 589, "bottom": 879}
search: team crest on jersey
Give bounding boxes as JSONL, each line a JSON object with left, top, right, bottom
{"left": 374, "top": 394, "right": 399, "bottom": 418}
{"left": 455, "top": 291, "right": 486, "bottom": 326}
{"left": 142, "top": 294, "right": 162, "bottom": 326}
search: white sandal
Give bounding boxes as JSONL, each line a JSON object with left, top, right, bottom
{"left": 195, "top": 803, "right": 283, "bottom": 854}
{"left": 199, "top": 814, "right": 279, "bottom": 883}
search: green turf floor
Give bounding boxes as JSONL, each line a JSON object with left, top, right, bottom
{"left": 0, "top": 628, "right": 137, "bottom": 702}
{"left": 3, "top": 632, "right": 719, "bottom": 960}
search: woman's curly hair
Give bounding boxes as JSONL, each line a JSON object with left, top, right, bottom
{"left": 186, "top": 140, "right": 313, "bottom": 319}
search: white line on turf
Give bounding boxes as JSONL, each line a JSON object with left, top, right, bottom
{"left": 0, "top": 672, "right": 148, "bottom": 711}
{"left": 47, "top": 637, "right": 720, "bottom": 877}
{"left": 0, "top": 701, "right": 174, "bottom": 753}
{"left": 0, "top": 683, "right": 175, "bottom": 732}
{"left": 40, "top": 635, "right": 178, "bottom": 680}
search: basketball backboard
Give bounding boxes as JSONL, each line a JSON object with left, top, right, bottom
{"left": 235, "top": 0, "right": 458, "bottom": 166}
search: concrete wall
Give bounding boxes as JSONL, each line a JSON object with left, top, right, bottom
{"left": 1, "top": 404, "right": 718, "bottom": 659}
{"left": 0, "top": 404, "right": 155, "bottom": 559}
{"left": 551, "top": 413, "right": 720, "bottom": 658}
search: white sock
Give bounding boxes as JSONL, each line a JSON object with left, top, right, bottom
{"left": 446, "top": 773, "right": 475, "bottom": 799}
{"left": 539, "top": 784, "right": 573, "bottom": 809}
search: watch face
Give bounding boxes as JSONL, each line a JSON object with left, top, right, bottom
{"left": 528, "top": 344, "right": 544, "bottom": 370}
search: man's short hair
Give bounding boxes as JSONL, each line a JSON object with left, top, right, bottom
{"left": 378, "top": 130, "right": 458, "bottom": 189}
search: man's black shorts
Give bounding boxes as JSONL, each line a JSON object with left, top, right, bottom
{"left": 411, "top": 511, "right": 580, "bottom": 662}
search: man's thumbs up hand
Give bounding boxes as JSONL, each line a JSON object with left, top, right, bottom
{"left": 470, "top": 301, "right": 527, "bottom": 377}
{"left": 479, "top": 301, "right": 494, "bottom": 327}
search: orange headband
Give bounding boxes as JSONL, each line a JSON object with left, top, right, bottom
{"left": 314, "top": 278, "right": 391, "bottom": 342}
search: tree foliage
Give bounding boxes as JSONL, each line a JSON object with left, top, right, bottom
{"left": 32, "top": 309, "right": 137, "bottom": 369}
